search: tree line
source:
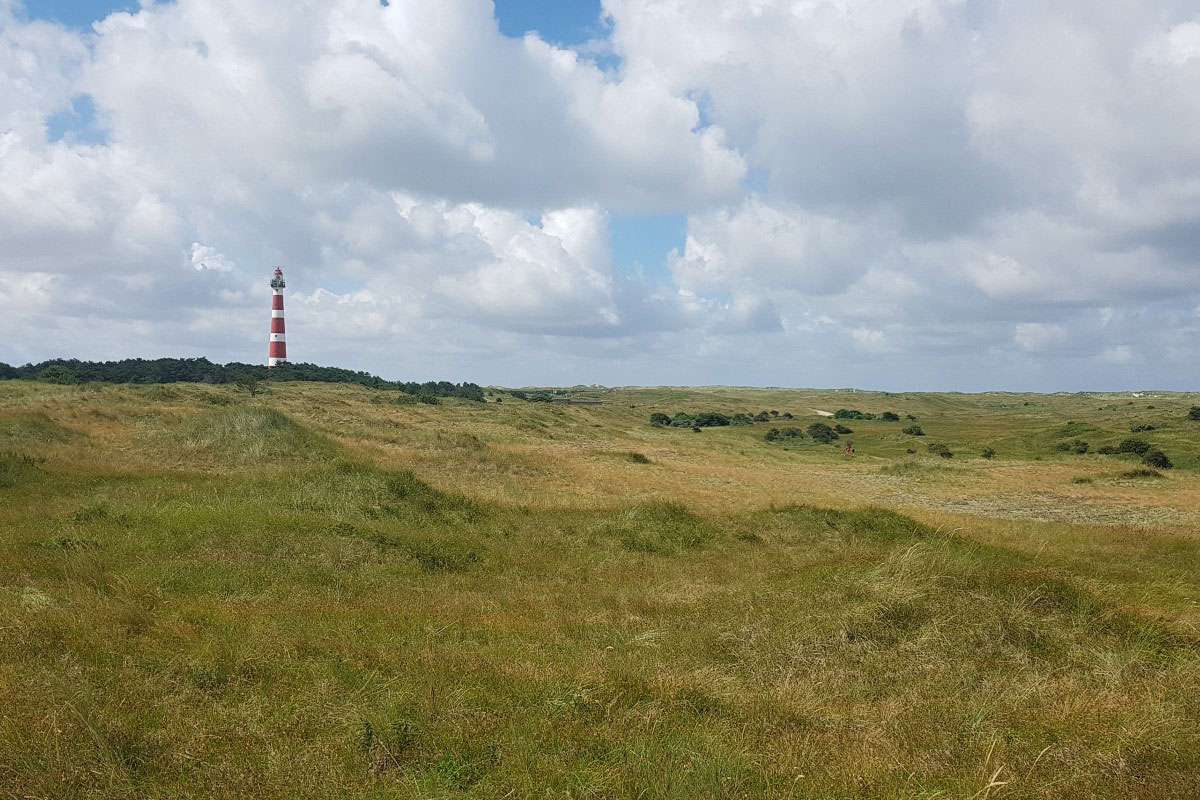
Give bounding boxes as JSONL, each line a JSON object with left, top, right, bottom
{"left": 0, "top": 358, "right": 484, "bottom": 401}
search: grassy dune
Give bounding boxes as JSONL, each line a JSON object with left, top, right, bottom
{"left": 2, "top": 381, "right": 1199, "bottom": 798}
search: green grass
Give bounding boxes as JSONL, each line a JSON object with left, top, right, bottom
{"left": 2, "top": 381, "right": 1199, "bottom": 798}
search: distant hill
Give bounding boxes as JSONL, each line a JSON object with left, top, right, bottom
{"left": 0, "top": 357, "right": 484, "bottom": 401}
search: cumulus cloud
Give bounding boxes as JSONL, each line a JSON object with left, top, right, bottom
{"left": 1, "top": 0, "right": 1197, "bottom": 389}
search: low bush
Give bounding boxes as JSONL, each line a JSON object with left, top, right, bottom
{"left": 880, "top": 412, "right": 901, "bottom": 422}
{"left": 981, "top": 447, "right": 996, "bottom": 459}
{"left": 649, "top": 412, "right": 671, "bottom": 427}
{"left": 1055, "top": 439, "right": 1089, "bottom": 454}
{"left": 1095, "top": 445, "right": 1119, "bottom": 455}
{"left": 1130, "top": 423, "right": 1157, "bottom": 432}
{"left": 834, "top": 409, "right": 875, "bottom": 420}
{"left": 764, "top": 427, "right": 804, "bottom": 443}
{"left": 753, "top": 411, "right": 771, "bottom": 423}
{"left": 1117, "top": 438, "right": 1151, "bottom": 456}
{"left": 902, "top": 425, "right": 925, "bottom": 436}
{"left": 730, "top": 413, "right": 754, "bottom": 426}
{"left": 927, "top": 442, "right": 953, "bottom": 459}
{"left": 806, "top": 422, "right": 839, "bottom": 444}
{"left": 833, "top": 423, "right": 854, "bottom": 434}
{"left": 1189, "top": 406, "right": 1200, "bottom": 421}
{"left": 1142, "top": 449, "right": 1173, "bottom": 470}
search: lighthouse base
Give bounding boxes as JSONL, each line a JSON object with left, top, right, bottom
{"left": 267, "top": 358, "right": 288, "bottom": 367}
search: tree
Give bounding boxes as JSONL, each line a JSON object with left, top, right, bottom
{"left": 649, "top": 412, "right": 671, "bottom": 427}
{"left": 234, "top": 374, "right": 261, "bottom": 397}
{"left": 37, "top": 365, "right": 78, "bottom": 385}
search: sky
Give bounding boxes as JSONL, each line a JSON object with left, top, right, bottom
{"left": 2, "top": 1, "right": 1198, "bottom": 391}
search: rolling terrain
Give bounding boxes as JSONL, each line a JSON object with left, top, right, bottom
{"left": 2, "top": 380, "right": 1199, "bottom": 798}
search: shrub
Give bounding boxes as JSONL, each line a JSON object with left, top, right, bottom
{"left": 1055, "top": 439, "right": 1089, "bottom": 454}
{"left": 649, "top": 412, "right": 671, "bottom": 427}
{"left": 1130, "top": 423, "right": 1157, "bottom": 432}
{"left": 1142, "top": 449, "right": 1173, "bottom": 469}
{"left": 1189, "top": 406, "right": 1200, "bottom": 421}
{"left": 902, "top": 425, "right": 925, "bottom": 436}
{"left": 1096, "top": 445, "right": 1119, "bottom": 455}
{"left": 833, "top": 423, "right": 854, "bottom": 434}
{"left": 625, "top": 452, "right": 652, "bottom": 464}
{"left": 764, "top": 427, "right": 804, "bottom": 442}
{"left": 905, "top": 414, "right": 918, "bottom": 420}
{"left": 927, "top": 442, "right": 953, "bottom": 459}
{"left": 981, "top": 447, "right": 996, "bottom": 459}
{"left": 693, "top": 412, "right": 731, "bottom": 427}
{"left": 781, "top": 412, "right": 794, "bottom": 420}
{"left": 730, "top": 413, "right": 754, "bottom": 426}
{"left": 880, "top": 412, "right": 900, "bottom": 422}
{"left": 753, "top": 411, "right": 771, "bottom": 423}
{"left": 1117, "top": 438, "right": 1151, "bottom": 456}
{"left": 806, "top": 423, "right": 839, "bottom": 444}
{"left": 834, "top": 409, "right": 875, "bottom": 420}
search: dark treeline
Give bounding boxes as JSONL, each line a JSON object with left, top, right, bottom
{"left": 0, "top": 358, "right": 484, "bottom": 401}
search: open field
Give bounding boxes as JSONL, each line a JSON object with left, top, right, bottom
{"left": 2, "top": 380, "right": 1199, "bottom": 798}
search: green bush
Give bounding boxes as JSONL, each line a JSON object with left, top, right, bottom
{"left": 834, "top": 409, "right": 875, "bottom": 420}
{"left": 649, "top": 412, "right": 671, "bottom": 427}
{"left": 764, "top": 427, "right": 804, "bottom": 443}
{"left": 1188, "top": 406, "right": 1200, "bottom": 421}
{"left": 981, "top": 447, "right": 996, "bottom": 459}
{"left": 880, "top": 412, "right": 901, "bottom": 422}
{"left": 1130, "top": 423, "right": 1157, "bottom": 432}
{"left": 806, "top": 423, "right": 839, "bottom": 444}
{"left": 1117, "top": 439, "right": 1151, "bottom": 456}
{"left": 833, "top": 424, "right": 853, "bottom": 434}
{"left": 927, "top": 442, "right": 953, "bottom": 459}
{"left": 1142, "top": 449, "right": 1173, "bottom": 470}
{"left": 1056, "top": 439, "right": 1089, "bottom": 454}
{"left": 902, "top": 425, "right": 925, "bottom": 436}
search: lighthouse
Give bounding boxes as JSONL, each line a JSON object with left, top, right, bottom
{"left": 268, "top": 267, "right": 288, "bottom": 366}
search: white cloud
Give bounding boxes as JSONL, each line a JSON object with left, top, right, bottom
{"left": 1, "top": 0, "right": 1199, "bottom": 390}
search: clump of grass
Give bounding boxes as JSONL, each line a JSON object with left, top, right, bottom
{"left": 0, "top": 412, "right": 77, "bottom": 444}
{"left": 602, "top": 502, "right": 717, "bottom": 554}
{"left": 623, "top": 451, "right": 652, "bottom": 464}
{"left": 1119, "top": 468, "right": 1164, "bottom": 480}
{"left": 1072, "top": 476, "right": 1094, "bottom": 484}
{"left": 0, "top": 451, "right": 43, "bottom": 488}
{"left": 172, "top": 407, "right": 335, "bottom": 464}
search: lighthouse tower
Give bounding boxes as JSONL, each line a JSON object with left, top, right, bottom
{"left": 268, "top": 267, "right": 288, "bottom": 367}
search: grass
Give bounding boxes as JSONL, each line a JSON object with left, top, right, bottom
{"left": 1, "top": 380, "right": 1199, "bottom": 798}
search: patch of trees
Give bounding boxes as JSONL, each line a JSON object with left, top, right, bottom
{"left": 649, "top": 412, "right": 731, "bottom": 428}
{"left": 0, "top": 357, "right": 484, "bottom": 401}
{"left": 833, "top": 408, "right": 903, "bottom": 421}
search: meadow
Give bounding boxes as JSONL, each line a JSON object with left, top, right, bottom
{"left": 2, "top": 380, "right": 1199, "bottom": 798}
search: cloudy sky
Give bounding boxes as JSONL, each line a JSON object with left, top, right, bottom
{"left": 2, "top": 0, "right": 1198, "bottom": 390}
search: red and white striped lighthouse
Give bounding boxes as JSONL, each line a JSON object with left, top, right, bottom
{"left": 268, "top": 266, "right": 288, "bottom": 367}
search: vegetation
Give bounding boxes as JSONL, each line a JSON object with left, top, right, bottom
{"left": 902, "top": 424, "right": 925, "bottom": 436}
{"left": 1143, "top": 449, "right": 1174, "bottom": 469}
{"left": 0, "top": 357, "right": 484, "bottom": 401}
{"left": 1189, "top": 406, "right": 1200, "bottom": 421}
{"left": 981, "top": 447, "right": 996, "bottom": 459}
{"left": 927, "top": 442, "right": 954, "bottom": 458}
{"left": 2, "top": 381, "right": 1200, "bottom": 797}
{"left": 764, "top": 427, "right": 804, "bottom": 442}
{"left": 806, "top": 422, "right": 839, "bottom": 443}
